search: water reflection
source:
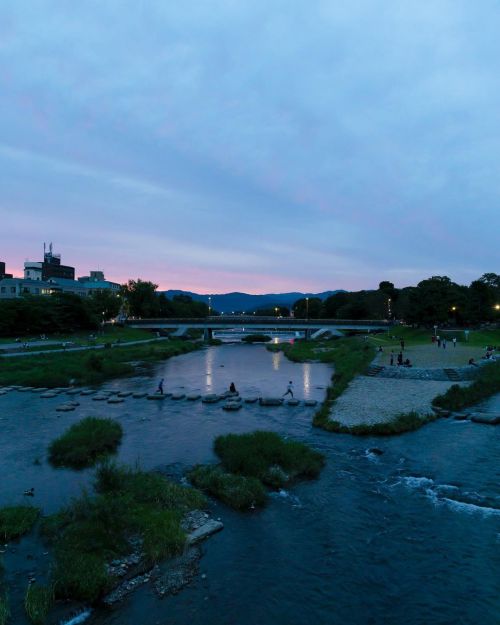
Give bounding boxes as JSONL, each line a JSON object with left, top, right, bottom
{"left": 272, "top": 350, "right": 281, "bottom": 371}
{"left": 302, "top": 362, "right": 311, "bottom": 397}
{"left": 204, "top": 345, "right": 214, "bottom": 391}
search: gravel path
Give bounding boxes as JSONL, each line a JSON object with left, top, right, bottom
{"left": 330, "top": 377, "right": 457, "bottom": 426}
{"left": 329, "top": 343, "right": 486, "bottom": 427}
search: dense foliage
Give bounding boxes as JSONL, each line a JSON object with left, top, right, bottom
{"left": 0, "top": 506, "right": 39, "bottom": 541}
{"left": 121, "top": 280, "right": 209, "bottom": 318}
{"left": 432, "top": 361, "right": 500, "bottom": 411}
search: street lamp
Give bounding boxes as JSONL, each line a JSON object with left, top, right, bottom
{"left": 274, "top": 307, "right": 279, "bottom": 317}
{"left": 208, "top": 296, "right": 212, "bottom": 316}
{"left": 306, "top": 297, "right": 309, "bottom": 319}
{"left": 494, "top": 304, "right": 500, "bottom": 311}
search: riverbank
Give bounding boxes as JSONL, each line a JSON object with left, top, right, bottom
{"left": 0, "top": 339, "right": 199, "bottom": 387}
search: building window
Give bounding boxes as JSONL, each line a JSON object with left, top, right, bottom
{"left": 23, "top": 287, "right": 30, "bottom": 293}
{"left": 0, "top": 287, "right": 5, "bottom": 293}
{"left": 10, "top": 287, "right": 16, "bottom": 293}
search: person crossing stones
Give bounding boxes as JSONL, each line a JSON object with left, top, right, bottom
{"left": 283, "top": 381, "right": 294, "bottom": 398}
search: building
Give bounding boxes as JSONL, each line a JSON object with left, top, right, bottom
{"left": 24, "top": 243, "right": 75, "bottom": 281}
{"left": 0, "top": 261, "right": 13, "bottom": 279}
{"left": 77, "top": 270, "right": 121, "bottom": 295}
{"left": 0, "top": 278, "right": 59, "bottom": 299}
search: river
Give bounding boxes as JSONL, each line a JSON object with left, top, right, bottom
{"left": 1, "top": 344, "right": 499, "bottom": 625}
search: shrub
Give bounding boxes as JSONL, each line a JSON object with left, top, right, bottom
{"left": 433, "top": 361, "right": 500, "bottom": 411}
{"left": 25, "top": 584, "right": 54, "bottom": 625}
{"left": 52, "top": 550, "right": 109, "bottom": 602}
{"left": 188, "top": 465, "right": 267, "bottom": 510}
{"left": 242, "top": 334, "right": 272, "bottom": 343}
{"left": 0, "top": 506, "right": 39, "bottom": 541}
{"left": 48, "top": 417, "right": 123, "bottom": 469}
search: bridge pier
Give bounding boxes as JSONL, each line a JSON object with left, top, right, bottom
{"left": 304, "top": 329, "right": 312, "bottom": 340}
{"left": 203, "top": 328, "right": 213, "bottom": 341}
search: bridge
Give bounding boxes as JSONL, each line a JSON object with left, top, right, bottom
{"left": 125, "top": 316, "right": 394, "bottom": 340}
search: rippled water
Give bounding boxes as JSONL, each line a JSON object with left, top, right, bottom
{"left": 1, "top": 345, "right": 499, "bottom": 625}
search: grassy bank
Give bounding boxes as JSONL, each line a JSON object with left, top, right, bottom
{"left": 41, "top": 463, "right": 206, "bottom": 602}
{"left": 0, "top": 339, "right": 199, "bottom": 387}
{"left": 369, "top": 326, "right": 500, "bottom": 348}
{"left": 0, "top": 325, "right": 154, "bottom": 347}
{"left": 433, "top": 360, "right": 500, "bottom": 411}
{"left": 189, "top": 431, "right": 325, "bottom": 510}
{"left": 0, "top": 506, "right": 39, "bottom": 541}
{"left": 48, "top": 418, "right": 123, "bottom": 469}
{"left": 319, "top": 411, "right": 438, "bottom": 436}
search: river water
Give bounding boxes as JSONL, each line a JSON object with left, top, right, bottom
{"left": 1, "top": 345, "right": 499, "bottom": 625}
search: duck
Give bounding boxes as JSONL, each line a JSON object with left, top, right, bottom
{"left": 23, "top": 488, "right": 35, "bottom": 497}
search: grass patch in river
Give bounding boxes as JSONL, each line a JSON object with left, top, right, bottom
{"left": 189, "top": 431, "right": 325, "bottom": 510}
{"left": 24, "top": 584, "right": 54, "bottom": 625}
{"left": 0, "top": 506, "right": 39, "bottom": 541}
{"left": 0, "top": 594, "right": 9, "bottom": 625}
{"left": 188, "top": 466, "right": 267, "bottom": 510}
{"left": 433, "top": 360, "right": 500, "bottom": 411}
{"left": 48, "top": 417, "right": 123, "bottom": 469}
{"left": 41, "top": 463, "right": 206, "bottom": 602}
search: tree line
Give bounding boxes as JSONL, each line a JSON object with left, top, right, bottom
{"left": 292, "top": 273, "right": 500, "bottom": 325}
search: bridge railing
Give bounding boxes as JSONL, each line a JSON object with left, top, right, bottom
{"left": 126, "top": 317, "right": 394, "bottom": 327}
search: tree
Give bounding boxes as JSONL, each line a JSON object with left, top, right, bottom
{"left": 121, "top": 280, "right": 160, "bottom": 318}
{"left": 88, "top": 291, "right": 121, "bottom": 321}
{"left": 293, "top": 297, "right": 322, "bottom": 319}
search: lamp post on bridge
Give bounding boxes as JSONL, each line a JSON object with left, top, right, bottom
{"left": 306, "top": 297, "right": 309, "bottom": 320}
{"left": 208, "top": 296, "right": 212, "bottom": 316}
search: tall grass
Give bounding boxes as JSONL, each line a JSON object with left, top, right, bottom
{"left": 0, "top": 506, "right": 39, "bottom": 541}
{"left": 433, "top": 360, "right": 500, "bottom": 411}
{"left": 214, "top": 431, "right": 325, "bottom": 487}
{"left": 42, "top": 463, "right": 206, "bottom": 602}
{"left": 0, "top": 594, "right": 9, "bottom": 625}
{"left": 24, "top": 584, "right": 54, "bottom": 625}
{"left": 48, "top": 417, "right": 123, "bottom": 469}
{"left": 188, "top": 465, "right": 267, "bottom": 510}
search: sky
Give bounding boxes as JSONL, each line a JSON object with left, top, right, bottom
{"left": 0, "top": 1, "right": 499, "bottom": 294}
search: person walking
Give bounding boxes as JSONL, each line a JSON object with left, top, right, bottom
{"left": 283, "top": 381, "right": 294, "bottom": 398}
{"left": 437, "top": 336, "right": 441, "bottom": 347}
{"left": 156, "top": 378, "right": 164, "bottom": 395}
{"left": 442, "top": 339, "right": 446, "bottom": 349}
{"left": 397, "top": 351, "right": 403, "bottom": 366}
{"left": 390, "top": 350, "right": 394, "bottom": 366}
{"left": 453, "top": 337, "right": 457, "bottom": 348}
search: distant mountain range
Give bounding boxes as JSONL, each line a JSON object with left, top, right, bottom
{"left": 160, "top": 290, "right": 343, "bottom": 314}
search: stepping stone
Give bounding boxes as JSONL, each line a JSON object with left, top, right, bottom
{"left": 108, "top": 397, "right": 124, "bottom": 404}
{"left": 92, "top": 395, "right": 108, "bottom": 401}
{"left": 287, "top": 399, "right": 300, "bottom": 406}
{"left": 117, "top": 391, "right": 132, "bottom": 398}
{"left": 259, "top": 398, "right": 283, "bottom": 406}
{"left": 171, "top": 393, "right": 186, "bottom": 400}
{"left": 56, "top": 404, "right": 75, "bottom": 412}
{"left": 0, "top": 391, "right": 7, "bottom": 396}
{"left": 223, "top": 401, "right": 242, "bottom": 411}
{"left": 202, "top": 394, "right": 220, "bottom": 404}
{"left": 304, "top": 400, "right": 318, "bottom": 407}
{"left": 244, "top": 397, "right": 258, "bottom": 403}
{"left": 66, "top": 389, "right": 81, "bottom": 396}
{"left": 31, "top": 387, "right": 48, "bottom": 393}
{"left": 67, "top": 401, "right": 80, "bottom": 407}
{"left": 40, "top": 392, "right": 58, "bottom": 398}
{"left": 80, "top": 390, "right": 97, "bottom": 396}
{"left": 470, "top": 413, "right": 500, "bottom": 425}
{"left": 18, "top": 387, "right": 34, "bottom": 392}
{"left": 132, "top": 392, "right": 148, "bottom": 399}
{"left": 147, "top": 394, "right": 166, "bottom": 400}
{"left": 186, "top": 394, "right": 201, "bottom": 401}
{"left": 452, "top": 413, "right": 469, "bottom": 420}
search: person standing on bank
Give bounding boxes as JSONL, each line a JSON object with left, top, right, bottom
{"left": 157, "top": 378, "right": 164, "bottom": 395}
{"left": 283, "top": 381, "right": 294, "bottom": 398}
{"left": 453, "top": 337, "right": 457, "bottom": 348}
{"left": 390, "top": 351, "right": 394, "bottom": 366}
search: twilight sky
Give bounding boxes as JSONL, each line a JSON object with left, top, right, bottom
{"left": 1, "top": 1, "right": 499, "bottom": 293}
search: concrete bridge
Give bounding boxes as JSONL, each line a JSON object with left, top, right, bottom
{"left": 126, "top": 316, "right": 394, "bottom": 340}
